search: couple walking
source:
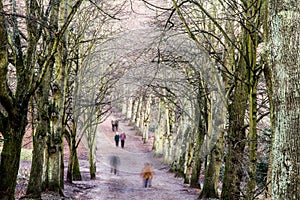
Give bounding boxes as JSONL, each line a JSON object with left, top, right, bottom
{"left": 114, "top": 131, "right": 126, "bottom": 148}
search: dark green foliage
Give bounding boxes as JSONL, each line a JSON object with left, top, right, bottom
{"left": 256, "top": 160, "right": 268, "bottom": 186}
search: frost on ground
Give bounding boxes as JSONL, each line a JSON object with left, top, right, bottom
{"left": 17, "top": 114, "right": 200, "bottom": 200}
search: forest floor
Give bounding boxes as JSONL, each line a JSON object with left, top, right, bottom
{"left": 16, "top": 112, "right": 202, "bottom": 200}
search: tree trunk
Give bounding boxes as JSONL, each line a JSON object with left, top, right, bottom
{"left": 0, "top": 125, "right": 26, "bottom": 200}
{"left": 142, "top": 95, "right": 151, "bottom": 143}
{"left": 72, "top": 150, "right": 82, "bottom": 181}
{"left": 67, "top": 134, "right": 82, "bottom": 182}
{"left": 270, "top": 2, "right": 300, "bottom": 199}
{"left": 85, "top": 108, "right": 98, "bottom": 180}
{"left": 46, "top": 64, "right": 64, "bottom": 192}
{"left": 129, "top": 98, "right": 137, "bottom": 126}
{"left": 163, "top": 103, "right": 173, "bottom": 163}
{"left": 183, "top": 141, "right": 194, "bottom": 184}
{"left": 67, "top": 123, "right": 82, "bottom": 182}
{"left": 0, "top": 1, "right": 28, "bottom": 198}
{"left": 190, "top": 127, "right": 204, "bottom": 188}
{"left": 67, "top": 136, "right": 75, "bottom": 183}
{"left": 263, "top": 65, "right": 273, "bottom": 200}
{"left": 89, "top": 142, "right": 97, "bottom": 180}
{"left": 190, "top": 102, "right": 206, "bottom": 188}
{"left": 26, "top": 58, "right": 52, "bottom": 198}
{"left": 247, "top": 77, "right": 258, "bottom": 200}
{"left": 200, "top": 156, "right": 218, "bottom": 198}
{"left": 134, "top": 96, "right": 142, "bottom": 128}
{"left": 26, "top": 100, "right": 49, "bottom": 197}
{"left": 200, "top": 132, "right": 224, "bottom": 198}
{"left": 244, "top": 1, "right": 262, "bottom": 198}
{"left": 46, "top": 131, "right": 63, "bottom": 192}
{"left": 0, "top": 13, "right": 29, "bottom": 192}
{"left": 125, "top": 97, "right": 133, "bottom": 120}
{"left": 153, "top": 99, "right": 167, "bottom": 156}
{"left": 260, "top": 2, "right": 272, "bottom": 199}
{"left": 221, "top": 58, "right": 248, "bottom": 199}
{"left": 169, "top": 114, "right": 189, "bottom": 178}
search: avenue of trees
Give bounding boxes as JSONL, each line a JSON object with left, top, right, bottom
{"left": 0, "top": 0, "right": 299, "bottom": 200}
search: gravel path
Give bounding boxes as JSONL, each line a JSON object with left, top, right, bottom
{"left": 69, "top": 114, "right": 200, "bottom": 200}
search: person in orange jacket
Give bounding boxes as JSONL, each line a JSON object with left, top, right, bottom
{"left": 140, "top": 162, "right": 154, "bottom": 188}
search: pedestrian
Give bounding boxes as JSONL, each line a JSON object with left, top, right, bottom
{"left": 114, "top": 132, "right": 120, "bottom": 147}
{"left": 115, "top": 120, "right": 119, "bottom": 131}
{"left": 120, "top": 132, "right": 126, "bottom": 148}
{"left": 111, "top": 120, "right": 115, "bottom": 131}
{"left": 110, "top": 155, "right": 120, "bottom": 175}
{"left": 111, "top": 120, "right": 119, "bottom": 131}
{"left": 140, "top": 162, "right": 154, "bottom": 188}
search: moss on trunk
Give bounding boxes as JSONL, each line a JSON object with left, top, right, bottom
{"left": 0, "top": 131, "right": 23, "bottom": 200}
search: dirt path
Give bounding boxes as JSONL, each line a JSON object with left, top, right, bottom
{"left": 68, "top": 114, "right": 200, "bottom": 200}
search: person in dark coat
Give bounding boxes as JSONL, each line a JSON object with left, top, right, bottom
{"left": 111, "top": 120, "right": 119, "bottom": 131}
{"left": 114, "top": 132, "right": 120, "bottom": 147}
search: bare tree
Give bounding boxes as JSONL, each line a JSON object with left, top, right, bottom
{"left": 0, "top": 0, "right": 83, "bottom": 198}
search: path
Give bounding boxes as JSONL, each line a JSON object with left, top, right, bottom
{"left": 69, "top": 113, "right": 200, "bottom": 200}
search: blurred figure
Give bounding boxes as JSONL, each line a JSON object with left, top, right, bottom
{"left": 140, "top": 162, "right": 154, "bottom": 188}
{"left": 115, "top": 120, "right": 119, "bottom": 131}
{"left": 111, "top": 120, "right": 119, "bottom": 131}
{"left": 111, "top": 120, "right": 115, "bottom": 131}
{"left": 120, "top": 132, "right": 126, "bottom": 148}
{"left": 110, "top": 155, "right": 120, "bottom": 175}
{"left": 114, "top": 132, "right": 120, "bottom": 147}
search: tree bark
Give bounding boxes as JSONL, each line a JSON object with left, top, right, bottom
{"left": 243, "top": 1, "right": 263, "bottom": 198}
{"left": 66, "top": 122, "right": 82, "bottom": 182}
{"left": 0, "top": 1, "right": 30, "bottom": 198}
{"left": 26, "top": 81, "right": 51, "bottom": 197}
{"left": 0, "top": 123, "right": 27, "bottom": 200}
{"left": 46, "top": 50, "right": 64, "bottom": 193}
{"left": 191, "top": 81, "right": 208, "bottom": 188}
{"left": 270, "top": 1, "right": 300, "bottom": 199}
{"left": 89, "top": 139, "right": 97, "bottom": 180}
{"left": 200, "top": 132, "right": 224, "bottom": 198}
{"left": 153, "top": 98, "right": 167, "bottom": 156}
{"left": 140, "top": 95, "right": 151, "bottom": 143}
{"left": 221, "top": 56, "right": 248, "bottom": 199}
{"left": 190, "top": 128, "right": 204, "bottom": 188}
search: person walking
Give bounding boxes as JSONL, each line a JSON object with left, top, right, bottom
{"left": 140, "top": 162, "right": 154, "bottom": 188}
{"left": 110, "top": 155, "right": 120, "bottom": 175}
{"left": 120, "top": 132, "right": 126, "bottom": 148}
{"left": 114, "top": 132, "right": 120, "bottom": 147}
{"left": 115, "top": 120, "right": 119, "bottom": 131}
{"left": 111, "top": 120, "right": 118, "bottom": 131}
